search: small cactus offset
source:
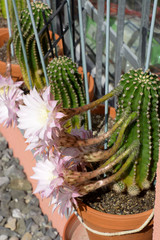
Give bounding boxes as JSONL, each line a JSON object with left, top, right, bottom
{"left": 47, "top": 56, "right": 87, "bottom": 130}
{"left": 109, "top": 69, "right": 160, "bottom": 196}
{"left": 13, "top": 1, "right": 52, "bottom": 90}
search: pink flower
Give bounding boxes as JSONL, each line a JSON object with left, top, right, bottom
{"left": 31, "top": 156, "right": 64, "bottom": 198}
{"left": 0, "top": 75, "right": 23, "bottom": 96}
{"left": 51, "top": 185, "right": 80, "bottom": 218}
{"left": 0, "top": 86, "right": 23, "bottom": 127}
{"left": 17, "top": 87, "right": 65, "bottom": 144}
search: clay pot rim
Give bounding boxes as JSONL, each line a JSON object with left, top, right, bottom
{"left": 77, "top": 200, "right": 153, "bottom": 220}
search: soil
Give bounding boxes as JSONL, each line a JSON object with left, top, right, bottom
{"left": 0, "top": 17, "right": 155, "bottom": 216}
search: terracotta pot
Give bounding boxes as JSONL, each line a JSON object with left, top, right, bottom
{"left": 78, "top": 66, "right": 95, "bottom": 101}
{"left": 0, "top": 28, "right": 63, "bottom": 82}
{"left": 0, "top": 28, "right": 9, "bottom": 47}
{"left": 63, "top": 202, "right": 153, "bottom": 240}
{"left": 0, "top": 60, "right": 23, "bottom": 82}
{"left": 63, "top": 213, "right": 89, "bottom": 240}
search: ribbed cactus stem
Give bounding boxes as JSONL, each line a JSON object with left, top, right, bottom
{"left": 47, "top": 56, "right": 87, "bottom": 130}
{"left": 110, "top": 68, "right": 160, "bottom": 195}
{"left": 13, "top": 1, "right": 52, "bottom": 90}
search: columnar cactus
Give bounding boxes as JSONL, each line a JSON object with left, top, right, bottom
{"left": 109, "top": 69, "right": 160, "bottom": 196}
{"left": 13, "top": 1, "right": 52, "bottom": 90}
{"left": 47, "top": 56, "right": 87, "bottom": 130}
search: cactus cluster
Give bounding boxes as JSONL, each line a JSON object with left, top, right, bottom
{"left": 109, "top": 69, "right": 160, "bottom": 196}
{"left": 13, "top": 1, "right": 52, "bottom": 90}
{"left": 47, "top": 56, "right": 87, "bottom": 130}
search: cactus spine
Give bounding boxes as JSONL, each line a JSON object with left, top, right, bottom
{"left": 13, "top": 1, "right": 52, "bottom": 90}
{"left": 110, "top": 69, "right": 160, "bottom": 196}
{"left": 47, "top": 56, "right": 87, "bottom": 130}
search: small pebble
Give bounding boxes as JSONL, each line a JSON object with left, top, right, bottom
{"left": 0, "top": 132, "right": 61, "bottom": 239}
{"left": 0, "top": 235, "right": 8, "bottom": 240}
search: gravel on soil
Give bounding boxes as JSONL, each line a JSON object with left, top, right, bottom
{"left": 0, "top": 132, "right": 62, "bottom": 240}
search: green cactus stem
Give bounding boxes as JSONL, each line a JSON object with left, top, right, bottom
{"left": 109, "top": 69, "right": 160, "bottom": 196}
{"left": 13, "top": 1, "right": 52, "bottom": 90}
{"left": 47, "top": 56, "right": 87, "bottom": 130}
{"left": 0, "top": 0, "right": 27, "bottom": 28}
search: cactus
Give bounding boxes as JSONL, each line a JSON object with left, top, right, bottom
{"left": 47, "top": 56, "right": 87, "bottom": 130}
{"left": 0, "top": 0, "right": 26, "bottom": 27}
{"left": 109, "top": 69, "right": 160, "bottom": 196}
{"left": 13, "top": 1, "right": 52, "bottom": 90}
{"left": 57, "top": 69, "right": 159, "bottom": 197}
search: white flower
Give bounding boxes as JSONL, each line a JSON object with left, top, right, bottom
{"left": 17, "top": 87, "right": 65, "bottom": 143}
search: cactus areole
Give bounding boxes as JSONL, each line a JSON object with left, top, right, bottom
{"left": 13, "top": 1, "right": 52, "bottom": 90}
{"left": 109, "top": 69, "right": 160, "bottom": 196}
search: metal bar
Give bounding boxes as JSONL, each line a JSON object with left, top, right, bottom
{"left": 58, "top": 8, "right": 66, "bottom": 55}
{"left": 115, "top": 0, "right": 126, "bottom": 88}
{"left": 71, "top": 0, "right": 76, "bottom": 61}
{"left": 138, "top": 0, "right": 151, "bottom": 70}
{"left": 12, "top": 0, "right": 32, "bottom": 88}
{"left": 82, "top": 1, "right": 139, "bottom": 69}
{"left": 42, "top": 10, "right": 54, "bottom": 59}
{"left": 43, "top": 24, "right": 69, "bottom": 60}
{"left": 104, "top": 0, "right": 110, "bottom": 149}
{"left": 78, "top": 0, "right": 92, "bottom": 131}
{"left": 46, "top": 0, "right": 51, "bottom": 7}
{"left": 26, "top": 0, "right": 49, "bottom": 86}
{"left": 145, "top": 0, "right": 158, "bottom": 71}
{"left": 5, "top": 0, "right": 14, "bottom": 56}
{"left": 66, "top": 0, "right": 75, "bottom": 61}
{"left": 38, "top": 0, "right": 67, "bottom": 37}
{"left": 95, "top": 0, "right": 105, "bottom": 99}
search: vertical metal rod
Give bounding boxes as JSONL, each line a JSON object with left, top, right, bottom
{"left": 5, "top": 0, "right": 14, "bottom": 56}
{"left": 12, "top": 0, "right": 32, "bottom": 89}
{"left": 145, "top": 0, "right": 158, "bottom": 71}
{"left": 138, "top": 0, "right": 151, "bottom": 70}
{"left": 46, "top": 0, "right": 51, "bottom": 7}
{"left": 78, "top": 0, "right": 92, "bottom": 131}
{"left": 95, "top": 0, "right": 105, "bottom": 99}
{"left": 71, "top": 0, "right": 76, "bottom": 61}
{"left": 66, "top": 0, "right": 74, "bottom": 61}
{"left": 104, "top": 0, "right": 110, "bottom": 149}
{"left": 114, "top": 0, "right": 126, "bottom": 87}
{"left": 26, "top": 0, "right": 49, "bottom": 86}
{"left": 59, "top": 9, "right": 66, "bottom": 55}
{"left": 42, "top": 10, "right": 54, "bottom": 58}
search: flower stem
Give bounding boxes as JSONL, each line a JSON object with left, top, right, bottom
{"left": 62, "top": 85, "right": 123, "bottom": 121}
{"left": 79, "top": 140, "right": 140, "bottom": 195}
{"left": 83, "top": 111, "right": 138, "bottom": 162}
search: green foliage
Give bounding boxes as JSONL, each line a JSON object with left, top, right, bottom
{"left": 47, "top": 56, "right": 87, "bottom": 130}
{"left": 110, "top": 69, "right": 160, "bottom": 196}
{"left": 13, "top": 1, "right": 52, "bottom": 90}
{"left": 0, "top": 0, "right": 27, "bottom": 28}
